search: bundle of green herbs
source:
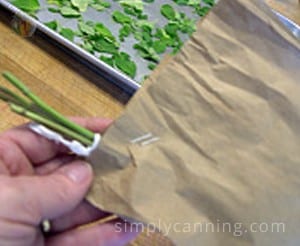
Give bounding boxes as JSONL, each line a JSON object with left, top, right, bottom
{"left": 10, "top": 0, "right": 216, "bottom": 81}
{"left": 0, "top": 71, "right": 95, "bottom": 146}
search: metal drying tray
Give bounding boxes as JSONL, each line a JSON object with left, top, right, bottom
{"left": 0, "top": 0, "right": 298, "bottom": 93}
{"left": 0, "top": 0, "right": 140, "bottom": 93}
{"left": 272, "top": 10, "right": 300, "bottom": 39}
{"left": 0, "top": 0, "right": 204, "bottom": 93}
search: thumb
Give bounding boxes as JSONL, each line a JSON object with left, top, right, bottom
{"left": 12, "top": 160, "right": 93, "bottom": 223}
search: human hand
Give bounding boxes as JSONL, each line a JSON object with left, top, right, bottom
{"left": 0, "top": 118, "right": 140, "bottom": 246}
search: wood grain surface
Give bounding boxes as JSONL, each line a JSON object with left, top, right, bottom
{"left": 0, "top": 1, "right": 298, "bottom": 245}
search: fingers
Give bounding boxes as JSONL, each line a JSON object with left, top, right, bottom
{"left": 36, "top": 158, "right": 113, "bottom": 234}
{"left": 69, "top": 117, "right": 113, "bottom": 133}
{"left": 0, "top": 136, "right": 34, "bottom": 175}
{"left": 1, "top": 125, "right": 62, "bottom": 165}
{"left": 35, "top": 155, "right": 76, "bottom": 175}
{"left": 0, "top": 118, "right": 112, "bottom": 165}
{"left": 1, "top": 160, "right": 93, "bottom": 224}
{"left": 49, "top": 200, "right": 110, "bottom": 234}
{"left": 46, "top": 221, "right": 140, "bottom": 246}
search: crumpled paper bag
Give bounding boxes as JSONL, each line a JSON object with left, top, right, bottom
{"left": 87, "top": 0, "right": 300, "bottom": 245}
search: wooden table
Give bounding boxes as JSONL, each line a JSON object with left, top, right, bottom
{"left": 0, "top": 1, "right": 299, "bottom": 245}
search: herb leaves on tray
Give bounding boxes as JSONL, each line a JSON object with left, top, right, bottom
{"left": 10, "top": 0, "right": 216, "bottom": 81}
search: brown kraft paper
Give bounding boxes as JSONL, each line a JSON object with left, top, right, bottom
{"left": 87, "top": 0, "right": 300, "bottom": 245}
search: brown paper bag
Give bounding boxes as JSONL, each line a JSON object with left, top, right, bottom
{"left": 87, "top": 0, "right": 300, "bottom": 245}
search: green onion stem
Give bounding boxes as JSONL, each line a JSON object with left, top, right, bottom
{"left": 10, "top": 103, "right": 93, "bottom": 146}
{"left": 0, "top": 92, "right": 16, "bottom": 104}
{"left": 2, "top": 72, "right": 95, "bottom": 141}
{"left": 0, "top": 85, "right": 31, "bottom": 108}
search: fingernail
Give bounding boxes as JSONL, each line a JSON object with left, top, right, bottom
{"left": 64, "top": 162, "right": 92, "bottom": 183}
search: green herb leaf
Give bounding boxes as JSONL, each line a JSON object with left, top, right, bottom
{"left": 78, "top": 21, "right": 95, "bottom": 35}
{"left": 153, "top": 40, "right": 167, "bottom": 54}
{"left": 180, "top": 17, "right": 196, "bottom": 35}
{"left": 47, "top": 0, "right": 64, "bottom": 6}
{"left": 164, "top": 23, "right": 179, "bottom": 37}
{"left": 112, "top": 11, "right": 132, "bottom": 24}
{"left": 114, "top": 52, "right": 137, "bottom": 78}
{"left": 81, "top": 40, "right": 94, "bottom": 53}
{"left": 90, "top": 0, "right": 111, "bottom": 11}
{"left": 119, "top": 24, "right": 132, "bottom": 41}
{"left": 71, "top": 0, "right": 89, "bottom": 12}
{"left": 59, "top": 28, "right": 75, "bottom": 41}
{"left": 134, "top": 42, "right": 160, "bottom": 62}
{"left": 120, "top": 0, "right": 144, "bottom": 18}
{"left": 148, "top": 63, "right": 156, "bottom": 70}
{"left": 195, "top": 6, "right": 211, "bottom": 17}
{"left": 60, "top": 6, "right": 81, "bottom": 17}
{"left": 100, "top": 55, "right": 114, "bottom": 66}
{"left": 12, "top": 0, "right": 40, "bottom": 13}
{"left": 44, "top": 20, "right": 58, "bottom": 31}
{"left": 48, "top": 7, "right": 60, "bottom": 13}
{"left": 160, "top": 4, "right": 176, "bottom": 21}
{"left": 202, "top": 0, "right": 215, "bottom": 7}
{"left": 93, "top": 37, "right": 118, "bottom": 54}
{"left": 94, "top": 23, "right": 116, "bottom": 43}
{"left": 119, "top": 0, "right": 144, "bottom": 12}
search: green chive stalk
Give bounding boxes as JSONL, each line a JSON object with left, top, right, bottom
{"left": 2, "top": 72, "right": 94, "bottom": 141}
{"left": 10, "top": 104, "right": 93, "bottom": 146}
{"left": 0, "top": 85, "right": 31, "bottom": 108}
{"left": 0, "top": 71, "right": 95, "bottom": 146}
